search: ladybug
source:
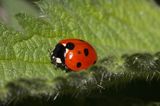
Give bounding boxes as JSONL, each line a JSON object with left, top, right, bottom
{"left": 50, "top": 39, "right": 97, "bottom": 71}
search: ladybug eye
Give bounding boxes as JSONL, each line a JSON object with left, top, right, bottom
{"left": 66, "top": 42, "right": 75, "bottom": 50}
{"left": 76, "top": 62, "right": 82, "bottom": 68}
{"left": 84, "top": 48, "right": 89, "bottom": 56}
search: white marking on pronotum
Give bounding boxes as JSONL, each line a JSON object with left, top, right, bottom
{"left": 56, "top": 58, "right": 62, "bottom": 63}
{"left": 64, "top": 49, "right": 69, "bottom": 57}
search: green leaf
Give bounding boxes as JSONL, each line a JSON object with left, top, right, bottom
{"left": 1, "top": 0, "right": 160, "bottom": 105}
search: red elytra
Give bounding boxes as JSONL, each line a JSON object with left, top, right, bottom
{"left": 60, "top": 39, "right": 97, "bottom": 71}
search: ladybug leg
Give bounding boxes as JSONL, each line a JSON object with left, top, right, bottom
{"left": 65, "top": 68, "right": 71, "bottom": 72}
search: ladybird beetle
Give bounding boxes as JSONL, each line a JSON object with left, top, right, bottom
{"left": 50, "top": 39, "right": 97, "bottom": 71}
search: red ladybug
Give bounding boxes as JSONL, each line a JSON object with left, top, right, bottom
{"left": 50, "top": 39, "right": 97, "bottom": 71}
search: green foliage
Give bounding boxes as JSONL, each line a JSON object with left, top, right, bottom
{"left": 0, "top": 0, "right": 38, "bottom": 30}
{"left": 0, "top": 0, "right": 160, "bottom": 105}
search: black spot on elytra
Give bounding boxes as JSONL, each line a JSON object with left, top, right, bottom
{"left": 66, "top": 42, "right": 75, "bottom": 50}
{"left": 84, "top": 48, "right": 89, "bottom": 56}
{"left": 77, "top": 62, "right": 82, "bottom": 68}
{"left": 77, "top": 51, "right": 81, "bottom": 54}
